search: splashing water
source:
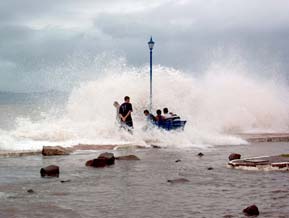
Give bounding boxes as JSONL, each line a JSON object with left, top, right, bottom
{"left": 1, "top": 62, "right": 289, "bottom": 151}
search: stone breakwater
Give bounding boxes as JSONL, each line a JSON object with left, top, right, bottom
{"left": 0, "top": 150, "right": 42, "bottom": 157}
{"left": 236, "top": 133, "right": 289, "bottom": 143}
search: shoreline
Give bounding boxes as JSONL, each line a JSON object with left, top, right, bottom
{"left": 0, "top": 143, "right": 147, "bottom": 158}
{"left": 1, "top": 133, "right": 289, "bottom": 157}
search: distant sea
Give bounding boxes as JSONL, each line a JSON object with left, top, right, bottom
{"left": 0, "top": 91, "right": 67, "bottom": 130}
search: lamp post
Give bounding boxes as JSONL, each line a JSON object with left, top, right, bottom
{"left": 148, "top": 37, "right": 155, "bottom": 113}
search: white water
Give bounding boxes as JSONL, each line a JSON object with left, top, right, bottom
{"left": 1, "top": 61, "right": 289, "bottom": 150}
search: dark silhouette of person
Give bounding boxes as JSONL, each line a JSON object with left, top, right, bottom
{"left": 119, "top": 96, "right": 133, "bottom": 129}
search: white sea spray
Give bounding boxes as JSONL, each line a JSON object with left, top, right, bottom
{"left": 0, "top": 61, "right": 288, "bottom": 150}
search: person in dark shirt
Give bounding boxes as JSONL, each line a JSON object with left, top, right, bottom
{"left": 155, "top": 109, "right": 165, "bottom": 121}
{"left": 119, "top": 96, "right": 133, "bottom": 129}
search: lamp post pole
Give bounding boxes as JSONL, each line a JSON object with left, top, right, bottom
{"left": 148, "top": 37, "right": 155, "bottom": 113}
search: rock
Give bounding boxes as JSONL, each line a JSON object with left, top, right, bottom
{"left": 198, "top": 152, "right": 204, "bottom": 157}
{"left": 98, "top": 152, "right": 115, "bottom": 165}
{"left": 27, "top": 189, "right": 34, "bottom": 193}
{"left": 40, "top": 165, "right": 59, "bottom": 177}
{"left": 167, "top": 178, "right": 190, "bottom": 184}
{"left": 85, "top": 160, "right": 94, "bottom": 166}
{"left": 243, "top": 205, "right": 259, "bottom": 216}
{"left": 60, "top": 180, "right": 71, "bottom": 183}
{"left": 86, "top": 152, "right": 115, "bottom": 167}
{"left": 229, "top": 153, "right": 241, "bottom": 161}
{"left": 42, "top": 146, "right": 73, "bottom": 156}
{"left": 115, "top": 145, "right": 146, "bottom": 150}
{"left": 151, "top": 145, "right": 161, "bottom": 149}
{"left": 115, "top": 155, "right": 140, "bottom": 160}
{"left": 85, "top": 158, "right": 108, "bottom": 167}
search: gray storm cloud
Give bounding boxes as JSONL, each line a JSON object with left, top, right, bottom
{"left": 0, "top": 0, "right": 289, "bottom": 92}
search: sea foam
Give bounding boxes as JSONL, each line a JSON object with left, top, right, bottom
{"left": 1, "top": 61, "right": 289, "bottom": 150}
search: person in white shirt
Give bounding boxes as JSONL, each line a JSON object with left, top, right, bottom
{"left": 163, "top": 107, "right": 172, "bottom": 119}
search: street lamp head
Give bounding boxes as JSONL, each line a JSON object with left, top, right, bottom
{"left": 148, "top": 37, "right": 155, "bottom": 50}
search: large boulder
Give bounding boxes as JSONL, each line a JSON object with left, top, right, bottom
{"left": 85, "top": 158, "right": 108, "bottom": 167}
{"left": 42, "top": 146, "right": 73, "bottom": 156}
{"left": 40, "top": 165, "right": 59, "bottom": 177}
{"left": 98, "top": 152, "right": 115, "bottom": 165}
{"left": 86, "top": 152, "right": 115, "bottom": 168}
{"left": 115, "top": 155, "right": 140, "bottom": 160}
{"left": 243, "top": 205, "right": 259, "bottom": 216}
{"left": 228, "top": 153, "right": 241, "bottom": 161}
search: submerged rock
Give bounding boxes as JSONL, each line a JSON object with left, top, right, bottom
{"left": 228, "top": 153, "right": 241, "bottom": 161}
{"left": 243, "top": 205, "right": 259, "bottom": 216}
{"left": 175, "top": 159, "right": 181, "bottom": 163}
{"left": 27, "top": 189, "right": 35, "bottom": 194}
{"left": 151, "top": 145, "right": 161, "bottom": 149}
{"left": 197, "top": 152, "right": 204, "bottom": 157}
{"left": 40, "top": 165, "right": 59, "bottom": 177}
{"left": 207, "top": 167, "right": 213, "bottom": 170}
{"left": 115, "top": 155, "right": 140, "bottom": 160}
{"left": 42, "top": 146, "right": 73, "bottom": 156}
{"left": 86, "top": 152, "right": 115, "bottom": 167}
{"left": 167, "top": 178, "right": 190, "bottom": 184}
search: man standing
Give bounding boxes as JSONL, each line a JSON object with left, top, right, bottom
{"left": 119, "top": 96, "right": 133, "bottom": 129}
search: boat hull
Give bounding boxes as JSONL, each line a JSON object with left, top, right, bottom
{"left": 154, "top": 119, "right": 187, "bottom": 131}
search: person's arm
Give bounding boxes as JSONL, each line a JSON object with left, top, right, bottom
{"left": 119, "top": 106, "right": 124, "bottom": 121}
{"left": 123, "top": 111, "right": 131, "bottom": 121}
{"left": 119, "top": 113, "right": 126, "bottom": 121}
{"left": 123, "top": 103, "right": 132, "bottom": 121}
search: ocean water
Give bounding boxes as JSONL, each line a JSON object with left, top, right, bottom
{"left": 0, "top": 64, "right": 289, "bottom": 151}
{"left": 0, "top": 142, "right": 289, "bottom": 218}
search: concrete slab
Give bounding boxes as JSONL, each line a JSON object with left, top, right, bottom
{"left": 228, "top": 154, "right": 289, "bottom": 171}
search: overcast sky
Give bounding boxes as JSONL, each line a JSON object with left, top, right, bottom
{"left": 0, "top": 0, "right": 289, "bottom": 92}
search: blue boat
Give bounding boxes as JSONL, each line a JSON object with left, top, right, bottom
{"left": 153, "top": 116, "right": 187, "bottom": 131}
